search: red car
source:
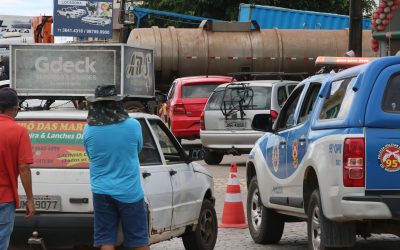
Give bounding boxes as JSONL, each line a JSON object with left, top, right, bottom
{"left": 166, "top": 76, "right": 233, "bottom": 141}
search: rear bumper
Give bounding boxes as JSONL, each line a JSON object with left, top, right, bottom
{"left": 170, "top": 115, "right": 200, "bottom": 139}
{"left": 200, "top": 130, "right": 264, "bottom": 152}
{"left": 342, "top": 193, "right": 400, "bottom": 220}
{"left": 11, "top": 212, "right": 93, "bottom": 248}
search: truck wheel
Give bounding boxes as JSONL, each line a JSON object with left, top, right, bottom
{"left": 182, "top": 199, "right": 218, "bottom": 250}
{"left": 307, "top": 190, "right": 354, "bottom": 250}
{"left": 203, "top": 150, "right": 223, "bottom": 165}
{"left": 247, "top": 177, "right": 284, "bottom": 244}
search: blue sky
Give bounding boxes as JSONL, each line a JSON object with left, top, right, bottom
{"left": 0, "top": 0, "right": 53, "bottom": 16}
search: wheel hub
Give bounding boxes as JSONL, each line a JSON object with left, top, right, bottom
{"left": 250, "top": 188, "right": 263, "bottom": 230}
{"left": 311, "top": 205, "right": 321, "bottom": 250}
{"left": 199, "top": 209, "right": 214, "bottom": 245}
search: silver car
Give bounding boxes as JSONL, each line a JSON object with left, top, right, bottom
{"left": 200, "top": 80, "right": 297, "bottom": 165}
{"left": 11, "top": 110, "right": 217, "bottom": 249}
{"left": 81, "top": 15, "right": 111, "bottom": 26}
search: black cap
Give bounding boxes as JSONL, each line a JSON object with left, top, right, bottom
{"left": 0, "top": 87, "right": 19, "bottom": 107}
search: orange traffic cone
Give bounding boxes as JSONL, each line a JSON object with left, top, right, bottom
{"left": 219, "top": 163, "right": 248, "bottom": 228}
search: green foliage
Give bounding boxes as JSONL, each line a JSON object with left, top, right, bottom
{"left": 139, "top": 0, "right": 376, "bottom": 28}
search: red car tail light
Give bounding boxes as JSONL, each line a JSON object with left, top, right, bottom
{"left": 343, "top": 138, "right": 365, "bottom": 187}
{"left": 200, "top": 111, "right": 205, "bottom": 130}
{"left": 173, "top": 103, "right": 186, "bottom": 114}
{"left": 270, "top": 110, "right": 278, "bottom": 120}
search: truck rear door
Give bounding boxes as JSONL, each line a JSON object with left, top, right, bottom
{"left": 365, "top": 65, "right": 400, "bottom": 190}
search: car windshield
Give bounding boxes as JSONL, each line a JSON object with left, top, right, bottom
{"left": 206, "top": 86, "right": 272, "bottom": 110}
{"left": 181, "top": 84, "right": 220, "bottom": 98}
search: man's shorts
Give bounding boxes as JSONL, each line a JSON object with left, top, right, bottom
{"left": 92, "top": 194, "right": 149, "bottom": 247}
{"left": 0, "top": 202, "right": 16, "bottom": 250}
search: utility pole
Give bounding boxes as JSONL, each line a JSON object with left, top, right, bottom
{"left": 349, "top": 0, "right": 363, "bottom": 57}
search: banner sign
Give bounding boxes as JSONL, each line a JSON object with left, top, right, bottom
{"left": 17, "top": 121, "right": 89, "bottom": 168}
{"left": 0, "top": 15, "right": 32, "bottom": 38}
{"left": 11, "top": 44, "right": 121, "bottom": 96}
{"left": 53, "top": 0, "right": 113, "bottom": 38}
{"left": 11, "top": 44, "right": 154, "bottom": 98}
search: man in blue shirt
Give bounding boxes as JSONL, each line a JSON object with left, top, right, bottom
{"left": 83, "top": 85, "right": 149, "bottom": 250}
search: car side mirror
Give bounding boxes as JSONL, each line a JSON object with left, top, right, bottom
{"left": 252, "top": 113, "right": 274, "bottom": 132}
{"left": 188, "top": 148, "right": 205, "bottom": 162}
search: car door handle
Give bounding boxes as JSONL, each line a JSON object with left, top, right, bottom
{"left": 70, "top": 198, "right": 89, "bottom": 204}
{"left": 169, "top": 169, "right": 177, "bottom": 176}
{"left": 142, "top": 172, "right": 151, "bottom": 179}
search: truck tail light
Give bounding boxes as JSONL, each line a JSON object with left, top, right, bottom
{"left": 200, "top": 111, "right": 205, "bottom": 130}
{"left": 343, "top": 138, "right": 365, "bottom": 187}
{"left": 270, "top": 110, "right": 278, "bottom": 120}
{"left": 173, "top": 103, "right": 186, "bottom": 114}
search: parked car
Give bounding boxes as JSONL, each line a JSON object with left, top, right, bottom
{"left": 82, "top": 15, "right": 111, "bottom": 26}
{"left": 0, "top": 79, "right": 9, "bottom": 88}
{"left": 200, "top": 79, "right": 297, "bottom": 165}
{"left": 68, "top": 6, "right": 86, "bottom": 16}
{"left": 10, "top": 110, "right": 217, "bottom": 249}
{"left": 246, "top": 56, "right": 400, "bottom": 249}
{"left": 56, "top": 8, "right": 82, "bottom": 19}
{"left": 166, "top": 75, "right": 233, "bottom": 141}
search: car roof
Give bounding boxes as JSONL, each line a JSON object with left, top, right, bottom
{"left": 215, "top": 80, "right": 299, "bottom": 89}
{"left": 304, "top": 72, "right": 336, "bottom": 83}
{"left": 16, "top": 110, "right": 159, "bottom": 120}
{"left": 0, "top": 80, "right": 10, "bottom": 88}
{"left": 177, "top": 75, "right": 233, "bottom": 85}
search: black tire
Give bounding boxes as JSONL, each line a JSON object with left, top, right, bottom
{"left": 307, "top": 190, "right": 353, "bottom": 250}
{"left": 247, "top": 177, "right": 284, "bottom": 244}
{"left": 203, "top": 150, "right": 223, "bottom": 165}
{"left": 182, "top": 199, "right": 218, "bottom": 250}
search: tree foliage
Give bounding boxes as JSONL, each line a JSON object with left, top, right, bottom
{"left": 140, "top": 0, "right": 377, "bottom": 28}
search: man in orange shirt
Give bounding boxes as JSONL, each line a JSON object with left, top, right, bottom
{"left": 0, "top": 87, "right": 35, "bottom": 249}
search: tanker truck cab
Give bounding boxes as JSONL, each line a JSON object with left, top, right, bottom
{"left": 246, "top": 56, "right": 400, "bottom": 249}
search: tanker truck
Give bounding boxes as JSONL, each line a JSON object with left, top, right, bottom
{"left": 127, "top": 21, "right": 375, "bottom": 91}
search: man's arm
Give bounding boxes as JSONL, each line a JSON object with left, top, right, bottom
{"left": 18, "top": 163, "right": 35, "bottom": 219}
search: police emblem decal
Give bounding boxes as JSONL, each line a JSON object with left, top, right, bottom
{"left": 272, "top": 145, "right": 279, "bottom": 173}
{"left": 378, "top": 144, "right": 400, "bottom": 172}
{"left": 292, "top": 140, "right": 299, "bottom": 168}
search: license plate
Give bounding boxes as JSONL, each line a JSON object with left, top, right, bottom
{"left": 225, "top": 120, "right": 246, "bottom": 128}
{"left": 19, "top": 195, "right": 61, "bottom": 211}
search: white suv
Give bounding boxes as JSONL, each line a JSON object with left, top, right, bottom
{"left": 200, "top": 79, "right": 297, "bottom": 165}
{"left": 11, "top": 110, "right": 217, "bottom": 250}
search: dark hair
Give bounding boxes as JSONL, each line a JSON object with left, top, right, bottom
{"left": 0, "top": 103, "right": 16, "bottom": 113}
{"left": 0, "top": 87, "right": 19, "bottom": 113}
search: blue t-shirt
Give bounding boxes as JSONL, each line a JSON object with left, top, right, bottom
{"left": 83, "top": 118, "right": 144, "bottom": 203}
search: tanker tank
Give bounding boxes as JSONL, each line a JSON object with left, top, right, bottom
{"left": 127, "top": 21, "right": 375, "bottom": 91}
